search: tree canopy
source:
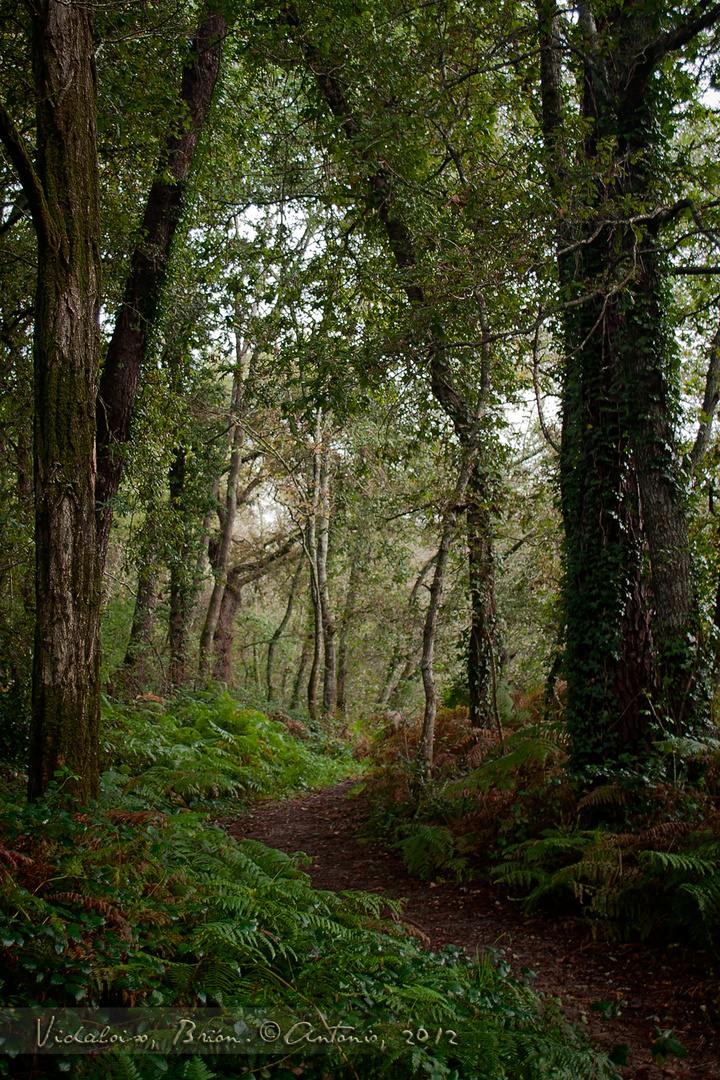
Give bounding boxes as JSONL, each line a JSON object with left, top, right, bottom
{"left": 1, "top": 0, "right": 720, "bottom": 796}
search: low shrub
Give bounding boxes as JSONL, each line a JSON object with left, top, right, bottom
{"left": 101, "top": 691, "right": 358, "bottom": 810}
{"left": 0, "top": 776, "right": 614, "bottom": 1080}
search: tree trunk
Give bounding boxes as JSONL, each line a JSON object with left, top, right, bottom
{"left": 212, "top": 565, "right": 242, "bottom": 684}
{"left": 266, "top": 558, "right": 304, "bottom": 702}
{"left": 0, "top": 3, "right": 103, "bottom": 802}
{"left": 168, "top": 447, "right": 192, "bottom": 688}
{"left": 619, "top": 222, "right": 700, "bottom": 728}
{"left": 336, "top": 556, "right": 361, "bottom": 714}
{"left": 306, "top": 423, "right": 323, "bottom": 720}
{"left": 95, "top": 8, "right": 228, "bottom": 569}
{"left": 386, "top": 651, "right": 422, "bottom": 710}
{"left": 121, "top": 561, "right": 158, "bottom": 690}
{"left": 211, "top": 536, "right": 300, "bottom": 685}
{"left": 199, "top": 339, "right": 251, "bottom": 678}
{"left": 291, "top": 616, "right": 313, "bottom": 711}
{"left": 532, "top": 0, "right": 715, "bottom": 768}
{"left": 316, "top": 445, "right": 337, "bottom": 714}
{"left": 417, "top": 450, "right": 482, "bottom": 776}
{"left": 417, "top": 519, "right": 457, "bottom": 776}
{"left": 466, "top": 465, "right": 498, "bottom": 728}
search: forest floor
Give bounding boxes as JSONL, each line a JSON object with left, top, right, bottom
{"left": 221, "top": 780, "right": 720, "bottom": 1080}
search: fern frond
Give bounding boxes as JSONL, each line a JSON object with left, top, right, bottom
{"left": 577, "top": 783, "right": 626, "bottom": 809}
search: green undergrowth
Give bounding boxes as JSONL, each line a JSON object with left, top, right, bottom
{"left": 0, "top": 693, "right": 616, "bottom": 1079}
{"left": 360, "top": 705, "right": 720, "bottom": 960}
{"left": 0, "top": 779, "right": 615, "bottom": 1079}
{"left": 101, "top": 690, "right": 358, "bottom": 811}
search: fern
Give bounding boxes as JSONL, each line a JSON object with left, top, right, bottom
{"left": 107, "top": 1055, "right": 143, "bottom": 1080}
{"left": 392, "top": 823, "right": 471, "bottom": 881}
{"left": 0, "top": 708, "right": 618, "bottom": 1080}
{"left": 101, "top": 691, "right": 359, "bottom": 811}
{"left": 182, "top": 1059, "right": 217, "bottom": 1080}
{"left": 445, "top": 729, "right": 566, "bottom": 797}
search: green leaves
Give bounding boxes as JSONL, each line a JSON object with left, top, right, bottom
{"left": 0, "top": 759, "right": 615, "bottom": 1080}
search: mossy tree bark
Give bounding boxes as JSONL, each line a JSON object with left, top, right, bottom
{"left": 0, "top": 1, "right": 102, "bottom": 801}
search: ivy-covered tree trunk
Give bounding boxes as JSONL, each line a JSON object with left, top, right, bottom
{"left": 614, "top": 165, "right": 700, "bottom": 732}
{"left": 0, "top": 3, "right": 103, "bottom": 801}
{"left": 559, "top": 259, "right": 657, "bottom": 765}
{"left": 535, "top": 0, "right": 717, "bottom": 771}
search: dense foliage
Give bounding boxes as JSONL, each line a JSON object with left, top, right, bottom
{"left": 0, "top": 695, "right": 615, "bottom": 1080}
{"left": 361, "top": 699, "right": 720, "bottom": 964}
{"left": 3, "top": 0, "right": 720, "bottom": 1075}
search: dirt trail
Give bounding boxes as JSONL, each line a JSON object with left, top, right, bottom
{"left": 221, "top": 781, "right": 720, "bottom": 1080}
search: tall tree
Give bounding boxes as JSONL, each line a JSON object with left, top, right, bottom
{"left": 283, "top": 0, "right": 503, "bottom": 747}
{"left": 96, "top": 6, "right": 229, "bottom": 570}
{"left": 0, "top": 0, "right": 102, "bottom": 800}
{"left": 534, "top": 0, "right": 720, "bottom": 771}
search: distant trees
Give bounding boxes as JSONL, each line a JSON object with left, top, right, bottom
{"left": 2, "top": 0, "right": 720, "bottom": 798}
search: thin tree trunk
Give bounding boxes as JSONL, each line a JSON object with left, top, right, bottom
{"left": 0, "top": 4, "right": 103, "bottom": 801}
{"left": 382, "top": 648, "right": 423, "bottom": 708}
{"left": 417, "top": 450, "right": 483, "bottom": 776}
{"left": 377, "top": 651, "right": 404, "bottom": 710}
{"left": 121, "top": 561, "right": 158, "bottom": 690}
{"left": 467, "top": 467, "right": 497, "bottom": 728}
{"left": 211, "top": 536, "right": 300, "bottom": 684}
{"left": 417, "top": 520, "right": 458, "bottom": 775}
{"left": 316, "top": 445, "right": 337, "bottom": 714}
{"left": 388, "top": 656, "right": 423, "bottom": 708}
{"left": 266, "top": 558, "right": 303, "bottom": 702}
{"left": 95, "top": 8, "right": 228, "bottom": 570}
{"left": 291, "top": 617, "right": 313, "bottom": 711}
{"left": 168, "top": 448, "right": 191, "bottom": 688}
{"left": 192, "top": 501, "right": 216, "bottom": 596}
{"left": 199, "top": 339, "right": 252, "bottom": 677}
{"left": 336, "top": 556, "right": 361, "bottom": 715}
{"left": 466, "top": 291, "right": 495, "bottom": 728}
{"left": 212, "top": 565, "right": 242, "bottom": 684}
{"left": 690, "top": 318, "right": 720, "bottom": 473}
{"left": 306, "top": 421, "right": 323, "bottom": 720}
{"left": 376, "top": 556, "right": 437, "bottom": 709}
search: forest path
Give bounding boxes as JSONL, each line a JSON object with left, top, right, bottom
{"left": 221, "top": 780, "right": 719, "bottom": 1080}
